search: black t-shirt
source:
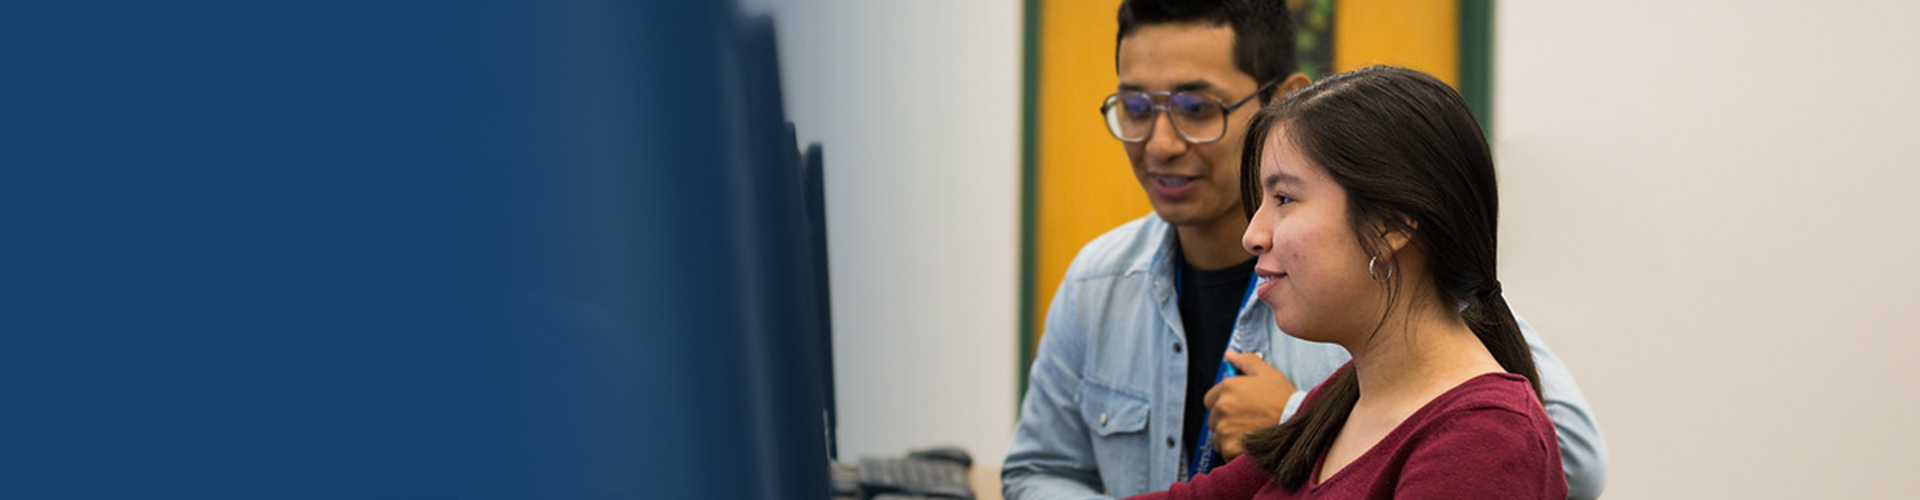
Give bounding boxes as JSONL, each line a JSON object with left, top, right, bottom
{"left": 1176, "top": 255, "right": 1256, "bottom": 465}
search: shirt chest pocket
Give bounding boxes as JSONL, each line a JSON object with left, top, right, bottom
{"left": 1079, "top": 380, "right": 1150, "bottom": 436}
{"left": 1078, "top": 378, "right": 1152, "bottom": 494}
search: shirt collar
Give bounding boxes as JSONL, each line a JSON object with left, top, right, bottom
{"left": 1128, "top": 214, "right": 1179, "bottom": 281}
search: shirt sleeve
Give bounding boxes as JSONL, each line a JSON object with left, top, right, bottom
{"left": 1280, "top": 389, "right": 1308, "bottom": 423}
{"left": 1395, "top": 406, "right": 1567, "bottom": 500}
{"left": 1002, "top": 277, "right": 1110, "bottom": 500}
{"left": 1119, "top": 455, "right": 1269, "bottom": 500}
{"left": 1513, "top": 312, "right": 1610, "bottom": 500}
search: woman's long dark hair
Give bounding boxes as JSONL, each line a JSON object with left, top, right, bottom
{"left": 1235, "top": 66, "right": 1542, "bottom": 491}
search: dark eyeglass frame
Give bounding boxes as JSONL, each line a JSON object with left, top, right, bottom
{"left": 1098, "top": 80, "right": 1279, "bottom": 144}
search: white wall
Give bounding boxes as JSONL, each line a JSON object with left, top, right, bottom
{"left": 1495, "top": 2, "right": 1920, "bottom": 498}
{"left": 741, "top": 0, "right": 1024, "bottom": 465}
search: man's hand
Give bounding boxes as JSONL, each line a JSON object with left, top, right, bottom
{"left": 1202, "top": 350, "right": 1295, "bottom": 460}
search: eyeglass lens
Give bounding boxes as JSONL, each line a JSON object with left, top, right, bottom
{"left": 1104, "top": 92, "right": 1227, "bottom": 143}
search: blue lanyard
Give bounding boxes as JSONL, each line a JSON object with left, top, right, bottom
{"left": 1177, "top": 262, "right": 1261, "bottom": 481}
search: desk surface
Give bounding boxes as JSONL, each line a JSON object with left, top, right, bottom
{"left": 970, "top": 462, "right": 1002, "bottom": 500}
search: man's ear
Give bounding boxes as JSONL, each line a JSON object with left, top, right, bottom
{"left": 1278, "top": 72, "right": 1312, "bottom": 96}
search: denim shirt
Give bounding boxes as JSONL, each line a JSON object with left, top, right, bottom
{"left": 1002, "top": 215, "right": 1609, "bottom": 500}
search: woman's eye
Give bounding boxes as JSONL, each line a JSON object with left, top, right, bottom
{"left": 1273, "top": 194, "right": 1294, "bottom": 205}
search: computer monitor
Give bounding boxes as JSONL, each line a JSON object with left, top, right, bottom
{"left": 0, "top": 2, "right": 836, "bottom": 499}
{"left": 803, "top": 143, "right": 839, "bottom": 462}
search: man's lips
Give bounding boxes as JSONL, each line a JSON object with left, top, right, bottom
{"left": 1150, "top": 174, "right": 1199, "bottom": 197}
{"left": 1151, "top": 174, "right": 1196, "bottom": 188}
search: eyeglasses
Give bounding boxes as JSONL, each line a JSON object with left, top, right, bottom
{"left": 1099, "top": 81, "right": 1278, "bottom": 144}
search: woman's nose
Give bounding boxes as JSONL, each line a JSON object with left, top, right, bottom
{"left": 1242, "top": 224, "right": 1268, "bottom": 256}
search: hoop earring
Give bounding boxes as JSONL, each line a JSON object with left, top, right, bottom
{"left": 1367, "top": 256, "right": 1394, "bottom": 283}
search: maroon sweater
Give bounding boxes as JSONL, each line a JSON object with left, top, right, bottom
{"left": 1130, "top": 372, "right": 1566, "bottom": 500}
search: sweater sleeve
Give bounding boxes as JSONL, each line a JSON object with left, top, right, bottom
{"left": 1394, "top": 407, "right": 1568, "bottom": 500}
{"left": 1120, "top": 455, "right": 1271, "bottom": 500}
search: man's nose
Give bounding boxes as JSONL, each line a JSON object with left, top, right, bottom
{"left": 1142, "top": 109, "right": 1188, "bottom": 161}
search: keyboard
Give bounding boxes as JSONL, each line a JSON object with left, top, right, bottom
{"left": 855, "top": 456, "right": 973, "bottom": 500}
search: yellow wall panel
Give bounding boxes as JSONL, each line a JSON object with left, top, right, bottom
{"left": 1028, "top": 1, "right": 1466, "bottom": 354}
{"left": 1334, "top": 0, "right": 1459, "bottom": 87}
{"left": 1032, "top": 0, "right": 1141, "bottom": 350}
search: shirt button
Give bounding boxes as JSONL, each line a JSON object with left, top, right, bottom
{"left": 1173, "top": 343, "right": 1183, "bottom": 353}
{"left": 1099, "top": 413, "right": 1108, "bottom": 426}
{"left": 1166, "top": 437, "right": 1176, "bottom": 448}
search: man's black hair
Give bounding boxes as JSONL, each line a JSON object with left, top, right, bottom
{"left": 1116, "top": 0, "right": 1298, "bottom": 102}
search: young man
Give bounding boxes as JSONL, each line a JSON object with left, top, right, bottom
{"left": 1001, "top": 2, "right": 1608, "bottom": 499}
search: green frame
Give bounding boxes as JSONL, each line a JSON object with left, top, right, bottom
{"left": 1016, "top": 0, "right": 1043, "bottom": 407}
{"left": 1460, "top": 0, "right": 1495, "bottom": 135}
{"left": 1014, "top": 0, "right": 1496, "bottom": 406}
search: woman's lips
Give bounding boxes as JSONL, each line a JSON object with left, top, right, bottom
{"left": 1255, "top": 273, "right": 1285, "bottom": 301}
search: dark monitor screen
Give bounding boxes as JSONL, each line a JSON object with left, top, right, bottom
{"left": 1, "top": 2, "right": 830, "bottom": 499}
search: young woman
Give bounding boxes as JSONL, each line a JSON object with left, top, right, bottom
{"left": 1130, "top": 66, "right": 1566, "bottom": 499}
